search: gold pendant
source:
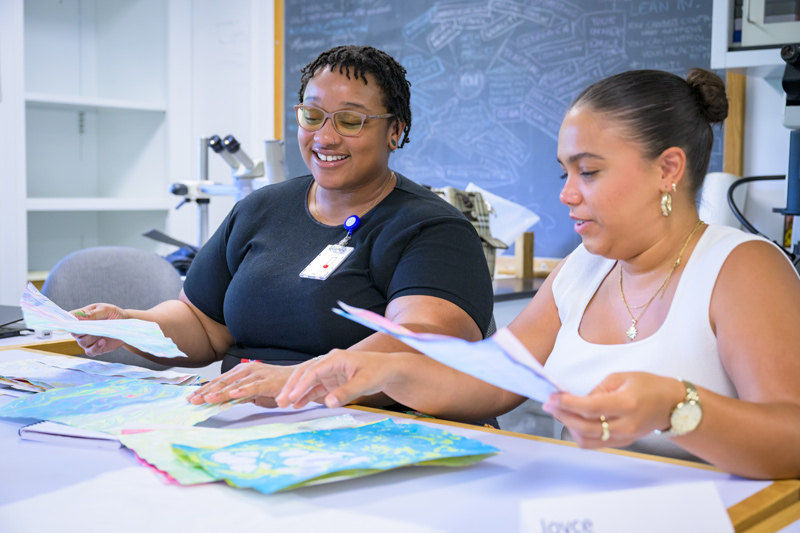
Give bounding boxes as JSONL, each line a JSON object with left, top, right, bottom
{"left": 626, "top": 321, "right": 638, "bottom": 341}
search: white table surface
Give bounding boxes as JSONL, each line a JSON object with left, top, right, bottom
{"left": 0, "top": 349, "right": 773, "bottom": 532}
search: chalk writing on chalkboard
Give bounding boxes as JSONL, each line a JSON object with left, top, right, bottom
{"left": 284, "top": 0, "right": 722, "bottom": 258}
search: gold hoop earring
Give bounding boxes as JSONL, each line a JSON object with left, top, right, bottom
{"left": 661, "top": 191, "right": 672, "bottom": 217}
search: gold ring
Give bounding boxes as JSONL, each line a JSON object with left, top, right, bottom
{"left": 600, "top": 415, "right": 610, "bottom": 442}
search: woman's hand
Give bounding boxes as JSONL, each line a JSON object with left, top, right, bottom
{"left": 543, "top": 372, "right": 685, "bottom": 449}
{"left": 72, "top": 303, "right": 129, "bottom": 357}
{"left": 187, "top": 362, "right": 298, "bottom": 407}
{"left": 276, "top": 349, "right": 397, "bottom": 409}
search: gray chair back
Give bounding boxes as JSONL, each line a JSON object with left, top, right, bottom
{"left": 41, "top": 246, "right": 184, "bottom": 370}
{"left": 485, "top": 315, "right": 497, "bottom": 338}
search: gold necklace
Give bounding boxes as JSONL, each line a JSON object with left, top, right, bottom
{"left": 619, "top": 220, "right": 705, "bottom": 341}
{"left": 312, "top": 171, "right": 395, "bottom": 224}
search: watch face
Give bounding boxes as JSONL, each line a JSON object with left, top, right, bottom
{"left": 671, "top": 401, "right": 702, "bottom": 434}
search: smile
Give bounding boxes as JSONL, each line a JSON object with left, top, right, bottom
{"left": 314, "top": 152, "right": 348, "bottom": 162}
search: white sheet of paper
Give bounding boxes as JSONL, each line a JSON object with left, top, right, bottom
{"left": 465, "top": 182, "right": 540, "bottom": 248}
{"left": 20, "top": 283, "right": 187, "bottom": 359}
{"left": 0, "top": 388, "right": 30, "bottom": 398}
{"left": 520, "top": 481, "right": 733, "bottom": 533}
{"left": 333, "top": 302, "right": 567, "bottom": 402}
{"left": 19, "top": 421, "right": 121, "bottom": 449}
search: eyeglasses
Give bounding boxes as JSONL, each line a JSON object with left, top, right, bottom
{"left": 294, "top": 104, "right": 394, "bottom": 136}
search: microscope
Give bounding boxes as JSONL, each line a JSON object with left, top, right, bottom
{"left": 170, "top": 136, "right": 286, "bottom": 247}
{"left": 773, "top": 43, "right": 800, "bottom": 260}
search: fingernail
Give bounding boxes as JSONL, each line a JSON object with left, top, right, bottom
{"left": 325, "top": 396, "right": 340, "bottom": 408}
{"left": 542, "top": 402, "right": 552, "bottom": 413}
{"left": 97, "top": 340, "right": 105, "bottom": 348}
{"left": 74, "top": 310, "right": 88, "bottom": 317}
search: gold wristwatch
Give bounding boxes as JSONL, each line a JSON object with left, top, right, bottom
{"left": 654, "top": 380, "right": 702, "bottom": 437}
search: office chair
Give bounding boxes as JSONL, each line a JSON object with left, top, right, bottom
{"left": 485, "top": 315, "right": 497, "bottom": 337}
{"left": 41, "top": 246, "right": 184, "bottom": 370}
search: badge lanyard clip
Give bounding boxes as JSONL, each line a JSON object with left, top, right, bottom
{"left": 300, "top": 215, "right": 361, "bottom": 280}
{"left": 330, "top": 215, "right": 361, "bottom": 253}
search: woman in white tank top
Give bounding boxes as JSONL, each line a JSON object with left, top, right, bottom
{"left": 277, "top": 69, "right": 800, "bottom": 480}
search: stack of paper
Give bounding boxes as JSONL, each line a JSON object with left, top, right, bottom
{"left": 0, "top": 378, "right": 230, "bottom": 435}
{"left": 169, "top": 418, "right": 499, "bottom": 494}
{"left": 119, "top": 415, "right": 366, "bottom": 485}
{"left": 0, "top": 356, "right": 200, "bottom": 393}
{"left": 19, "top": 421, "right": 121, "bottom": 449}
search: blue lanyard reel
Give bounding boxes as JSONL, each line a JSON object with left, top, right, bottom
{"left": 331, "top": 215, "right": 361, "bottom": 253}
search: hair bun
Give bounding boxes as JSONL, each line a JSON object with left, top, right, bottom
{"left": 686, "top": 68, "right": 728, "bottom": 124}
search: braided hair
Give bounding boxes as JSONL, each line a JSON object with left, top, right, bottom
{"left": 298, "top": 45, "right": 412, "bottom": 148}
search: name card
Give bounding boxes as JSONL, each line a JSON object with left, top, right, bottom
{"left": 520, "top": 481, "right": 733, "bottom": 533}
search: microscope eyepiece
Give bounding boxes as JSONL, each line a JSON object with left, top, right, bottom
{"left": 223, "top": 135, "right": 241, "bottom": 153}
{"left": 222, "top": 135, "right": 254, "bottom": 170}
{"left": 208, "top": 134, "right": 241, "bottom": 169}
{"left": 781, "top": 44, "right": 800, "bottom": 67}
{"left": 208, "top": 135, "right": 225, "bottom": 153}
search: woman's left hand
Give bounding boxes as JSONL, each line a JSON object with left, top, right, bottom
{"left": 542, "top": 372, "right": 685, "bottom": 449}
{"left": 187, "top": 362, "right": 298, "bottom": 407}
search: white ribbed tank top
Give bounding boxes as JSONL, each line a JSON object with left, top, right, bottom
{"left": 545, "top": 224, "right": 765, "bottom": 460}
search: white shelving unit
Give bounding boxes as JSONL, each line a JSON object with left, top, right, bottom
{"left": 25, "top": 93, "right": 167, "bottom": 113}
{"left": 0, "top": 0, "right": 277, "bottom": 305}
{"left": 22, "top": 0, "right": 172, "bottom": 273}
{"left": 710, "top": 0, "right": 787, "bottom": 77}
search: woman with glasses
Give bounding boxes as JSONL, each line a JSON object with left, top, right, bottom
{"left": 73, "top": 45, "right": 493, "bottom": 412}
{"left": 275, "top": 68, "right": 800, "bottom": 479}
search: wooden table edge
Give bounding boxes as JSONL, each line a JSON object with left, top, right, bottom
{"left": 0, "top": 337, "right": 84, "bottom": 355}
{"left": 347, "top": 405, "right": 800, "bottom": 532}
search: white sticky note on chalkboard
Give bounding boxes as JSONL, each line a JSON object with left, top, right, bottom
{"left": 520, "top": 481, "right": 733, "bottom": 533}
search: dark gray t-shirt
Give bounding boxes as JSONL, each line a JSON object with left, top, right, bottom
{"left": 183, "top": 173, "right": 493, "bottom": 371}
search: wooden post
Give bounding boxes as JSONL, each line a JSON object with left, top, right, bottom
{"left": 515, "top": 232, "right": 534, "bottom": 279}
{"left": 724, "top": 71, "right": 746, "bottom": 177}
{"left": 274, "top": 0, "right": 284, "bottom": 140}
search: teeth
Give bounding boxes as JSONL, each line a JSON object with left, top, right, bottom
{"left": 317, "top": 153, "right": 347, "bottom": 162}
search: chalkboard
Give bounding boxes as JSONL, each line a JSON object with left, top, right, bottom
{"left": 283, "top": 0, "right": 723, "bottom": 258}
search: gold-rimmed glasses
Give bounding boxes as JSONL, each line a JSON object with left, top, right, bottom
{"left": 294, "top": 104, "right": 394, "bottom": 136}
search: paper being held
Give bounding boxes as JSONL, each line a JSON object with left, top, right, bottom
{"left": 333, "top": 302, "right": 567, "bottom": 402}
{"left": 21, "top": 283, "right": 187, "bottom": 359}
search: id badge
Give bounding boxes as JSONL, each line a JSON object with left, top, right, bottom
{"left": 299, "top": 245, "right": 354, "bottom": 280}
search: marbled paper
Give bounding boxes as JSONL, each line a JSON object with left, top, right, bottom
{"left": 119, "top": 415, "right": 365, "bottom": 485}
{"left": 0, "top": 356, "right": 200, "bottom": 392}
{"left": 0, "top": 359, "right": 111, "bottom": 392}
{"left": 172, "top": 418, "right": 498, "bottom": 494}
{"left": 332, "top": 301, "right": 567, "bottom": 402}
{"left": 0, "top": 378, "right": 227, "bottom": 434}
{"left": 39, "top": 356, "right": 200, "bottom": 385}
{"left": 21, "top": 283, "right": 187, "bottom": 359}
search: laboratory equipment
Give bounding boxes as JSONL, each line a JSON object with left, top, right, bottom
{"left": 169, "top": 136, "right": 286, "bottom": 247}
